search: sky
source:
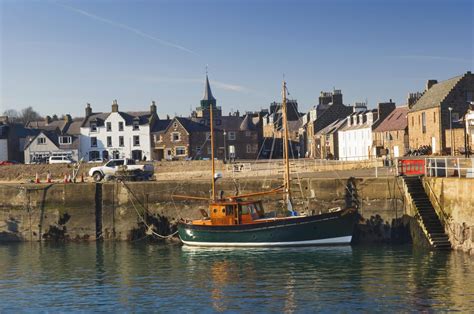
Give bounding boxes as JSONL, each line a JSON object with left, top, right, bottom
{"left": 1, "top": 0, "right": 473, "bottom": 118}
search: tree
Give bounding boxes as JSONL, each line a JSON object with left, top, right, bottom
{"left": 2, "top": 109, "right": 20, "bottom": 122}
{"left": 20, "top": 107, "right": 42, "bottom": 123}
{"left": 2, "top": 107, "right": 42, "bottom": 124}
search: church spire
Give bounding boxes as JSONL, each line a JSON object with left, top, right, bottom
{"left": 202, "top": 75, "right": 216, "bottom": 101}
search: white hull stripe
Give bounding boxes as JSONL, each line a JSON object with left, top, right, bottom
{"left": 181, "top": 236, "right": 352, "bottom": 247}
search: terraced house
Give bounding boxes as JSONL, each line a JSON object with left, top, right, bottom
{"left": 408, "top": 72, "right": 474, "bottom": 155}
{"left": 24, "top": 115, "right": 82, "bottom": 163}
{"left": 80, "top": 101, "right": 159, "bottom": 161}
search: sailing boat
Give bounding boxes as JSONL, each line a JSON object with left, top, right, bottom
{"left": 176, "top": 81, "right": 357, "bottom": 247}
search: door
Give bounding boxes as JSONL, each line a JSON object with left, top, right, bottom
{"left": 431, "top": 137, "right": 436, "bottom": 154}
{"left": 132, "top": 150, "right": 142, "bottom": 161}
{"left": 165, "top": 148, "right": 172, "bottom": 160}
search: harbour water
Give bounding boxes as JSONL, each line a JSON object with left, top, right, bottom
{"left": 0, "top": 243, "right": 473, "bottom": 312}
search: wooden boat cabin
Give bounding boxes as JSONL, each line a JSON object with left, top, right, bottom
{"left": 192, "top": 200, "right": 266, "bottom": 226}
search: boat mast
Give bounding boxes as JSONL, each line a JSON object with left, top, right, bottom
{"left": 210, "top": 101, "right": 216, "bottom": 201}
{"left": 282, "top": 81, "right": 292, "bottom": 208}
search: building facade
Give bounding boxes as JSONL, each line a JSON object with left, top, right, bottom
{"left": 80, "top": 101, "right": 158, "bottom": 161}
{"left": 372, "top": 106, "right": 409, "bottom": 158}
{"left": 408, "top": 72, "right": 474, "bottom": 155}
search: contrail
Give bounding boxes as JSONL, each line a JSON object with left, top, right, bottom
{"left": 57, "top": 3, "right": 198, "bottom": 56}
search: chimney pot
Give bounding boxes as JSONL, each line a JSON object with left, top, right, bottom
{"left": 85, "top": 103, "right": 92, "bottom": 117}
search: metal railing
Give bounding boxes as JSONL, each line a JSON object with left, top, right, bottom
{"left": 425, "top": 157, "right": 474, "bottom": 178}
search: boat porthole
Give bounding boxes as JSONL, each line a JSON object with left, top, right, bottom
{"left": 222, "top": 209, "right": 225, "bottom": 213}
{"left": 213, "top": 208, "right": 217, "bottom": 213}
{"left": 252, "top": 235, "right": 257, "bottom": 240}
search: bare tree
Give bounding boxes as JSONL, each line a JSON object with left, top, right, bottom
{"left": 2, "top": 109, "right": 20, "bottom": 122}
{"left": 2, "top": 107, "right": 42, "bottom": 124}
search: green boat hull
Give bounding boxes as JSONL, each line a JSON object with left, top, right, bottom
{"left": 178, "top": 209, "right": 358, "bottom": 247}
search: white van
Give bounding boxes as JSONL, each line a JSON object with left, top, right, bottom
{"left": 48, "top": 156, "right": 74, "bottom": 164}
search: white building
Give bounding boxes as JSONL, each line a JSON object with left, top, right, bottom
{"left": 80, "top": 101, "right": 158, "bottom": 161}
{"left": 338, "top": 110, "right": 376, "bottom": 161}
{"left": 338, "top": 101, "right": 396, "bottom": 161}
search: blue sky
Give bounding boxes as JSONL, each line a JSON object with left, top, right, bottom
{"left": 1, "top": 0, "right": 473, "bottom": 118}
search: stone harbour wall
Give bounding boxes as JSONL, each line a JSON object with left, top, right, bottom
{"left": 0, "top": 177, "right": 406, "bottom": 244}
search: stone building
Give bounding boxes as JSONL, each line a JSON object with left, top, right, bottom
{"left": 153, "top": 76, "right": 261, "bottom": 161}
{"left": 314, "top": 118, "right": 346, "bottom": 160}
{"left": 305, "top": 90, "right": 354, "bottom": 158}
{"left": 372, "top": 106, "right": 409, "bottom": 159}
{"left": 408, "top": 72, "right": 474, "bottom": 155}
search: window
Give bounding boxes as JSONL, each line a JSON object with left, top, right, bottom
{"left": 411, "top": 116, "right": 414, "bottom": 127}
{"left": 91, "top": 122, "right": 97, "bottom": 132}
{"left": 422, "top": 112, "right": 426, "bottom": 134}
{"left": 452, "top": 112, "right": 459, "bottom": 122}
{"left": 133, "top": 121, "right": 140, "bottom": 130}
{"left": 172, "top": 132, "right": 180, "bottom": 142}
{"left": 228, "top": 132, "right": 236, "bottom": 140}
{"left": 118, "top": 122, "right": 124, "bottom": 131}
{"left": 89, "top": 151, "right": 99, "bottom": 161}
{"left": 107, "top": 136, "right": 112, "bottom": 147}
{"left": 215, "top": 119, "right": 222, "bottom": 126}
{"left": 175, "top": 146, "right": 186, "bottom": 156}
{"left": 433, "top": 112, "right": 436, "bottom": 123}
{"left": 59, "top": 136, "right": 72, "bottom": 145}
{"left": 37, "top": 137, "right": 46, "bottom": 145}
{"left": 91, "top": 137, "right": 97, "bottom": 147}
{"left": 119, "top": 136, "right": 124, "bottom": 147}
{"left": 173, "top": 122, "right": 178, "bottom": 128}
{"left": 246, "top": 144, "right": 252, "bottom": 153}
{"left": 106, "top": 122, "right": 112, "bottom": 132}
{"left": 245, "top": 131, "right": 251, "bottom": 137}
{"left": 133, "top": 135, "right": 140, "bottom": 146}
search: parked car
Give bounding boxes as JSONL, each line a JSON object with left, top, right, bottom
{"left": 48, "top": 156, "right": 74, "bottom": 164}
{"left": 88, "top": 158, "right": 154, "bottom": 182}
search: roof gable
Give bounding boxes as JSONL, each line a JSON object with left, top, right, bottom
{"left": 410, "top": 75, "right": 463, "bottom": 112}
{"left": 373, "top": 106, "right": 409, "bottom": 132}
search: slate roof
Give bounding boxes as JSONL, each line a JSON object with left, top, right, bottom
{"left": 410, "top": 75, "right": 463, "bottom": 112}
{"left": 151, "top": 119, "right": 172, "bottom": 133}
{"left": 239, "top": 115, "right": 257, "bottom": 131}
{"left": 175, "top": 117, "right": 210, "bottom": 133}
{"left": 373, "top": 106, "right": 409, "bottom": 132}
{"left": 316, "top": 118, "right": 346, "bottom": 136}
{"left": 202, "top": 75, "right": 216, "bottom": 101}
{"left": 81, "top": 111, "right": 154, "bottom": 127}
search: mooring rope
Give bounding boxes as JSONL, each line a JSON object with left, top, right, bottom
{"left": 120, "top": 181, "right": 178, "bottom": 239}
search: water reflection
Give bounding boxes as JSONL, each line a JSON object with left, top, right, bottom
{"left": 0, "top": 243, "right": 473, "bottom": 312}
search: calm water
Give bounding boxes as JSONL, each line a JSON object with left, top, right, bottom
{"left": 0, "top": 243, "right": 473, "bottom": 312}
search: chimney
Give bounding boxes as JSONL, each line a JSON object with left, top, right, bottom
{"left": 85, "top": 103, "right": 92, "bottom": 117}
{"left": 426, "top": 79, "right": 438, "bottom": 90}
{"left": 377, "top": 101, "right": 396, "bottom": 120}
{"left": 150, "top": 100, "right": 157, "bottom": 115}
{"left": 45, "top": 115, "right": 52, "bottom": 125}
{"left": 112, "top": 99, "right": 119, "bottom": 112}
{"left": 64, "top": 114, "right": 72, "bottom": 123}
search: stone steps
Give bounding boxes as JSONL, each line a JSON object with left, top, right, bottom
{"left": 402, "top": 176, "right": 451, "bottom": 250}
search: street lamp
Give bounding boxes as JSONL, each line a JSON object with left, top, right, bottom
{"left": 448, "top": 107, "right": 453, "bottom": 156}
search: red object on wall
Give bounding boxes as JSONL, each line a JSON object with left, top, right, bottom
{"left": 398, "top": 159, "right": 425, "bottom": 176}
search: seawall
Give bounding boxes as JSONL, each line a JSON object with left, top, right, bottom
{"left": 0, "top": 177, "right": 407, "bottom": 243}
